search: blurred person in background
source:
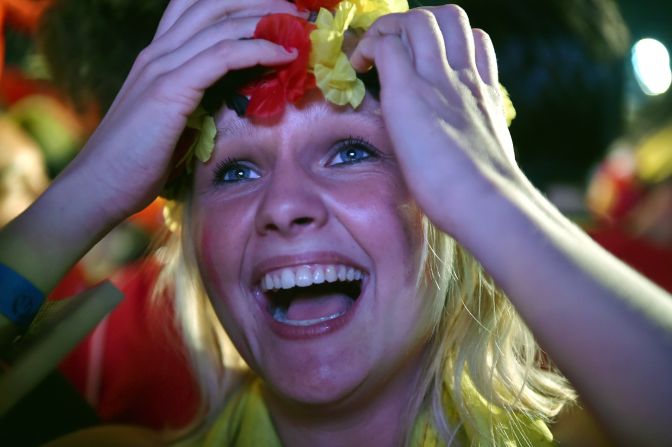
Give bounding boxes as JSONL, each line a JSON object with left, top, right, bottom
{"left": 587, "top": 95, "right": 672, "bottom": 293}
{"left": 0, "top": 115, "right": 49, "bottom": 227}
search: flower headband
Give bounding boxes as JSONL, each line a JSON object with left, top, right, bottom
{"left": 162, "top": 0, "right": 515, "bottom": 202}
{"left": 245, "top": 0, "right": 411, "bottom": 117}
{"left": 162, "top": 0, "right": 408, "bottom": 197}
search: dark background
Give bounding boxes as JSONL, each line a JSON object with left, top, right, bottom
{"left": 618, "top": 0, "right": 672, "bottom": 47}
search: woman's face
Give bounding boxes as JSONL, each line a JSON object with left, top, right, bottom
{"left": 191, "top": 93, "right": 434, "bottom": 405}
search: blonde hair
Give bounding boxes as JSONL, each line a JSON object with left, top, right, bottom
{"left": 155, "top": 202, "right": 575, "bottom": 445}
{"left": 413, "top": 221, "right": 576, "bottom": 444}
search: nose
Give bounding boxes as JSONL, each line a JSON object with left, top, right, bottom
{"left": 255, "top": 162, "right": 328, "bottom": 237}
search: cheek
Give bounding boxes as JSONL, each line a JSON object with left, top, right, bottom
{"left": 191, "top": 206, "right": 260, "bottom": 359}
{"left": 191, "top": 204, "right": 247, "bottom": 309}
{"left": 196, "top": 223, "right": 224, "bottom": 290}
{"left": 337, "top": 175, "right": 425, "bottom": 275}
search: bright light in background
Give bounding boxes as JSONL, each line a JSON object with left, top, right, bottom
{"left": 632, "top": 38, "right": 672, "bottom": 96}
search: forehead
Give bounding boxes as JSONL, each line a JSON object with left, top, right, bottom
{"left": 214, "top": 92, "right": 385, "bottom": 142}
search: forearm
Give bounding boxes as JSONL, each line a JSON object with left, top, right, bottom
{"left": 0, "top": 168, "right": 125, "bottom": 296}
{"left": 456, "top": 171, "right": 672, "bottom": 445}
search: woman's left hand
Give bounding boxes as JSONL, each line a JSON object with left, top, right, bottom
{"left": 353, "top": 7, "right": 672, "bottom": 445}
{"left": 350, "top": 5, "right": 521, "bottom": 239}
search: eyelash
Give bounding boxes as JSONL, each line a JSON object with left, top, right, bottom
{"left": 213, "top": 157, "right": 258, "bottom": 185}
{"left": 329, "top": 136, "right": 380, "bottom": 166}
{"left": 211, "top": 137, "right": 381, "bottom": 186}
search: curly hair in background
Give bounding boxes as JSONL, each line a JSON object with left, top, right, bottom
{"left": 39, "top": 0, "right": 168, "bottom": 114}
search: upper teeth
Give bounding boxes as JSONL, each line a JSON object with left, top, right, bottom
{"left": 261, "top": 264, "right": 363, "bottom": 292}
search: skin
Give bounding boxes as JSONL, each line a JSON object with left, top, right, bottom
{"left": 191, "top": 93, "right": 433, "bottom": 445}
{"left": 1, "top": 1, "right": 671, "bottom": 445}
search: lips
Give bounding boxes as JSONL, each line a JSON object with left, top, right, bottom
{"left": 252, "top": 255, "right": 367, "bottom": 339}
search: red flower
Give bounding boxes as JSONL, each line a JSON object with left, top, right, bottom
{"left": 244, "top": 14, "right": 316, "bottom": 118}
{"left": 293, "top": 0, "right": 341, "bottom": 12}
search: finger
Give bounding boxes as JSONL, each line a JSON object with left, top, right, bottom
{"left": 472, "top": 28, "right": 498, "bottom": 86}
{"left": 111, "top": 36, "right": 296, "bottom": 119}
{"left": 154, "top": 0, "right": 197, "bottom": 39}
{"left": 350, "top": 34, "right": 418, "bottom": 98}
{"left": 353, "top": 8, "right": 445, "bottom": 71}
{"left": 154, "top": 0, "right": 305, "bottom": 48}
{"left": 354, "top": 10, "right": 450, "bottom": 83}
{"left": 147, "top": 39, "right": 299, "bottom": 108}
{"left": 173, "top": 0, "right": 304, "bottom": 35}
{"left": 152, "top": 17, "right": 263, "bottom": 73}
{"left": 425, "top": 5, "right": 475, "bottom": 71}
{"left": 117, "top": 16, "right": 261, "bottom": 111}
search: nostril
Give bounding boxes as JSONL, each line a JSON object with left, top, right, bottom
{"left": 262, "top": 217, "right": 313, "bottom": 234}
{"left": 294, "top": 217, "right": 313, "bottom": 226}
{"left": 265, "top": 222, "right": 280, "bottom": 232}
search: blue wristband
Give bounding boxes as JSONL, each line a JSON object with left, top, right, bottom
{"left": 0, "top": 263, "right": 45, "bottom": 330}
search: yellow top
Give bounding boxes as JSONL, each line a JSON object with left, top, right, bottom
{"left": 48, "top": 377, "right": 554, "bottom": 446}
{"left": 178, "top": 378, "right": 554, "bottom": 447}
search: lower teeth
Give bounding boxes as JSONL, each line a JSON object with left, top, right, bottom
{"left": 272, "top": 306, "right": 346, "bottom": 326}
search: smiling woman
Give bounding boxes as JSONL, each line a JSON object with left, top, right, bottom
{"left": 164, "top": 91, "right": 565, "bottom": 447}
{"left": 1, "top": 0, "right": 672, "bottom": 446}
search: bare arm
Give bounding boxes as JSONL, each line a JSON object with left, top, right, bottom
{"left": 461, "top": 170, "right": 672, "bottom": 445}
{"left": 0, "top": 0, "right": 303, "bottom": 334}
{"left": 352, "top": 5, "right": 672, "bottom": 445}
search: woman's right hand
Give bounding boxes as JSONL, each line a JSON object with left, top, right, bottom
{"left": 68, "top": 0, "right": 303, "bottom": 220}
{"left": 0, "top": 0, "right": 305, "bottom": 300}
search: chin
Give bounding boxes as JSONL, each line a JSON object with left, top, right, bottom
{"left": 256, "top": 343, "right": 376, "bottom": 406}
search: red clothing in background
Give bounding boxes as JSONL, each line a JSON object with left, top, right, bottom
{"left": 55, "top": 260, "right": 200, "bottom": 430}
{"left": 590, "top": 225, "right": 672, "bottom": 293}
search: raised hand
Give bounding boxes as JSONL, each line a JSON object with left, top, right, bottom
{"left": 0, "top": 0, "right": 305, "bottom": 296}
{"left": 350, "top": 5, "right": 519, "bottom": 239}
{"left": 70, "top": 0, "right": 304, "bottom": 220}
{"left": 354, "top": 7, "right": 672, "bottom": 445}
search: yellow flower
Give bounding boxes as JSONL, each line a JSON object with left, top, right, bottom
{"left": 310, "top": 2, "right": 365, "bottom": 107}
{"left": 499, "top": 84, "right": 517, "bottom": 126}
{"left": 308, "top": 0, "right": 409, "bottom": 109}
{"left": 314, "top": 53, "right": 366, "bottom": 107}
{"left": 310, "top": 2, "right": 356, "bottom": 67}
{"left": 350, "top": 0, "right": 409, "bottom": 29}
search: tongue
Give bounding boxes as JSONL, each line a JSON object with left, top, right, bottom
{"left": 286, "top": 293, "right": 352, "bottom": 321}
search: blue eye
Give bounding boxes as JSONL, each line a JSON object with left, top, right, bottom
{"left": 214, "top": 159, "right": 260, "bottom": 184}
{"left": 329, "top": 138, "right": 378, "bottom": 166}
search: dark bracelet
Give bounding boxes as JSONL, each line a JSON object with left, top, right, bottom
{"left": 0, "top": 263, "right": 45, "bottom": 330}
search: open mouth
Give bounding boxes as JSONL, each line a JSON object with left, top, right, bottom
{"left": 260, "top": 265, "right": 364, "bottom": 327}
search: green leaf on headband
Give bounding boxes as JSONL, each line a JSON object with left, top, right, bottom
{"left": 183, "top": 108, "right": 216, "bottom": 174}
{"left": 186, "top": 107, "right": 206, "bottom": 129}
{"left": 194, "top": 115, "right": 216, "bottom": 162}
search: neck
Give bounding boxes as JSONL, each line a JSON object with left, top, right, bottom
{"left": 262, "top": 349, "right": 429, "bottom": 447}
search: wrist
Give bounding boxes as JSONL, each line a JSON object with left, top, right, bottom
{"left": 433, "top": 161, "right": 534, "bottom": 240}
{"left": 0, "top": 263, "right": 45, "bottom": 331}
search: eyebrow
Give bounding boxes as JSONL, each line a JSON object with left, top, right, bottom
{"left": 216, "top": 107, "right": 386, "bottom": 140}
